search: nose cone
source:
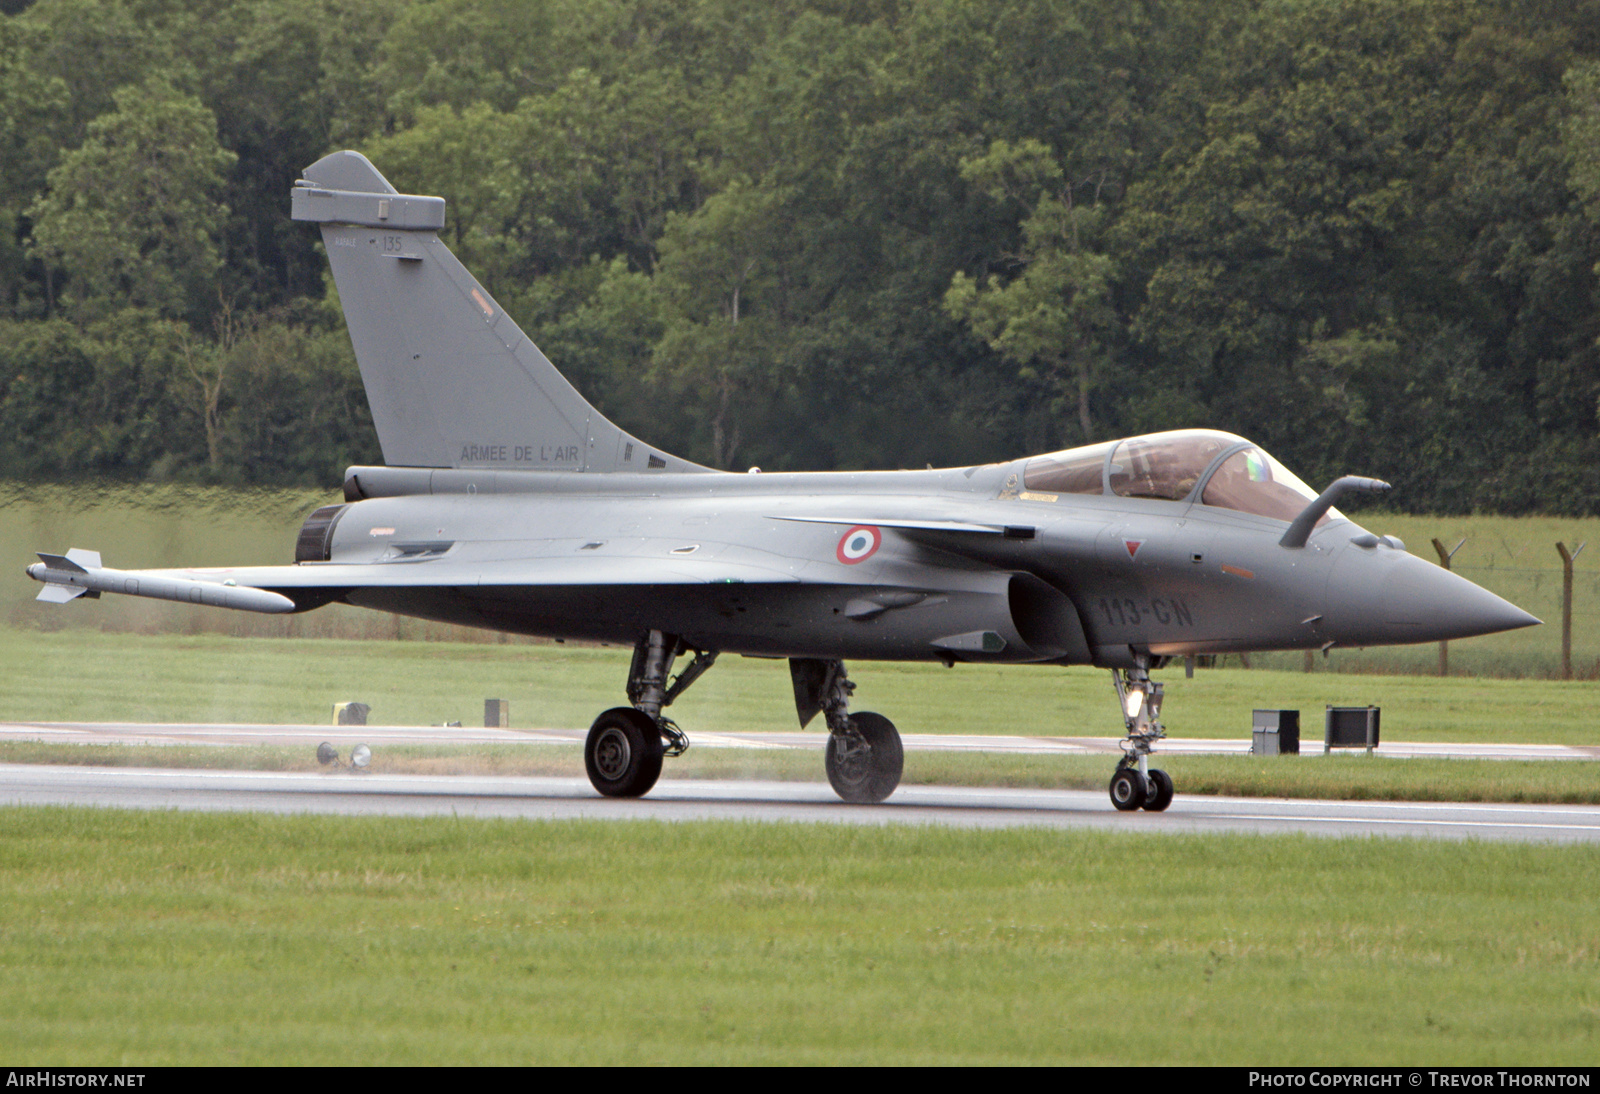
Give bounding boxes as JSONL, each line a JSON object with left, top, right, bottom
{"left": 1380, "top": 555, "right": 1540, "bottom": 639}
{"left": 1326, "top": 548, "right": 1540, "bottom": 646}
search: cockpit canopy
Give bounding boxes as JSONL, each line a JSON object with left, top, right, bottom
{"left": 1023, "top": 429, "right": 1338, "bottom": 524}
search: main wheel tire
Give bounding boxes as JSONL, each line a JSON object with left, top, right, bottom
{"left": 1109, "top": 768, "right": 1148, "bottom": 811}
{"left": 584, "top": 707, "right": 664, "bottom": 798}
{"left": 825, "top": 711, "right": 904, "bottom": 804}
{"left": 1144, "top": 768, "right": 1174, "bottom": 812}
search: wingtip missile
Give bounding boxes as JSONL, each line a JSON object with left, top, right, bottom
{"left": 27, "top": 549, "right": 295, "bottom": 614}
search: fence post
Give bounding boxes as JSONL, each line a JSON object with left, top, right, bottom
{"left": 1556, "top": 542, "right": 1585, "bottom": 680}
{"left": 1432, "top": 538, "right": 1466, "bottom": 676}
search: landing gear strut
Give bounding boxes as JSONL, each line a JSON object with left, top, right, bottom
{"left": 802, "top": 659, "right": 903, "bottom": 803}
{"left": 1109, "top": 659, "right": 1174, "bottom": 813}
{"left": 584, "top": 630, "right": 717, "bottom": 798}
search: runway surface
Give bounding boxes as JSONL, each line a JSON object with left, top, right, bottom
{"left": 3, "top": 720, "right": 1597, "bottom": 842}
{"left": 4, "top": 762, "right": 1600, "bottom": 843}
{"left": 4, "top": 720, "right": 1596, "bottom": 760}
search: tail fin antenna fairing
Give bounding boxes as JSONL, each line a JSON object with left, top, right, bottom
{"left": 291, "top": 150, "right": 704, "bottom": 474}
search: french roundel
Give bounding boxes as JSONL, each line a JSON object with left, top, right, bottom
{"left": 836, "top": 525, "right": 882, "bottom": 564}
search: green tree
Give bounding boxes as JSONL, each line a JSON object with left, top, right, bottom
{"left": 28, "top": 77, "right": 237, "bottom": 324}
{"left": 0, "top": 16, "right": 67, "bottom": 316}
{"left": 202, "top": 0, "right": 399, "bottom": 311}
{"left": 945, "top": 140, "right": 1118, "bottom": 445}
{"left": 215, "top": 318, "right": 377, "bottom": 484}
{"left": 1566, "top": 60, "right": 1600, "bottom": 215}
{"left": 526, "top": 256, "right": 668, "bottom": 448}
{"left": 0, "top": 317, "right": 98, "bottom": 475}
{"left": 1111, "top": 0, "right": 1600, "bottom": 507}
{"left": 15, "top": 0, "right": 179, "bottom": 148}
{"left": 373, "top": 0, "right": 561, "bottom": 122}
{"left": 0, "top": 310, "right": 203, "bottom": 479}
{"left": 651, "top": 181, "right": 791, "bottom": 469}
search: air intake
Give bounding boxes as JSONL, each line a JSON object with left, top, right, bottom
{"left": 295, "top": 504, "right": 349, "bottom": 562}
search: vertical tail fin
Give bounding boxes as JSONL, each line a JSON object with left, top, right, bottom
{"left": 291, "top": 150, "right": 704, "bottom": 474}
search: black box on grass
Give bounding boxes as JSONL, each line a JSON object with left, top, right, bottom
{"left": 1325, "top": 705, "right": 1380, "bottom": 752}
{"left": 1252, "top": 709, "right": 1299, "bottom": 755}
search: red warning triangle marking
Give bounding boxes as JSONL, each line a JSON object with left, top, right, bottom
{"left": 1124, "top": 539, "right": 1144, "bottom": 559}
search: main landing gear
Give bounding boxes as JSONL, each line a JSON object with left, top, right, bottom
{"left": 810, "top": 660, "right": 903, "bottom": 804}
{"left": 1108, "top": 659, "right": 1174, "bottom": 813}
{"left": 581, "top": 638, "right": 906, "bottom": 805}
{"left": 584, "top": 630, "right": 715, "bottom": 798}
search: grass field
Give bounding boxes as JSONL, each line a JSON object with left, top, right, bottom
{"left": 5, "top": 481, "right": 1600, "bottom": 676}
{"left": 3, "top": 626, "right": 1596, "bottom": 744}
{"left": 2, "top": 807, "right": 1596, "bottom": 1065}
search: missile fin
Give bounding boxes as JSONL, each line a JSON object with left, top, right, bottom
{"left": 65, "top": 548, "right": 103, "bottom": 570}
{"left": 35, "top": 552, "right": 87, "bottom": 574}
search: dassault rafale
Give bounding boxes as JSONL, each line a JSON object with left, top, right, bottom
{"left": 27, "top": 152, "right": 1540, "bottom": 810}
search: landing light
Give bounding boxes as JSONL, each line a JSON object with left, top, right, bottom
{"left": 1124, "top": 688, "right": 1146, "bottom": 719}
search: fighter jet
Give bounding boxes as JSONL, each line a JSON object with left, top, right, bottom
{"left": 26, "top": 151, "right": 1540, "bottom": 810}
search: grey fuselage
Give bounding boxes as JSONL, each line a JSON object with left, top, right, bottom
{"left": 291, "top": 458, "right": 1527, "bottom": 670}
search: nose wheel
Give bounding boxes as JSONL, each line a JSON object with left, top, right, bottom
{"left": 1109, "top": 766, "right": 1146, "bottom": 810}
{"left": 1109, "top": 764, "right": 1173, "bottom": 812}
{"left": 1108, "top": 663, "right": 1175, "bottom": 812}
{"left": 1145, "top": 768, "right": 1174, "bottom": 811}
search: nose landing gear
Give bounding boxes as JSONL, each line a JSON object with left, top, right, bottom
{"left": 1109, "top": 661, "right": 1174, "bottom": 812}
